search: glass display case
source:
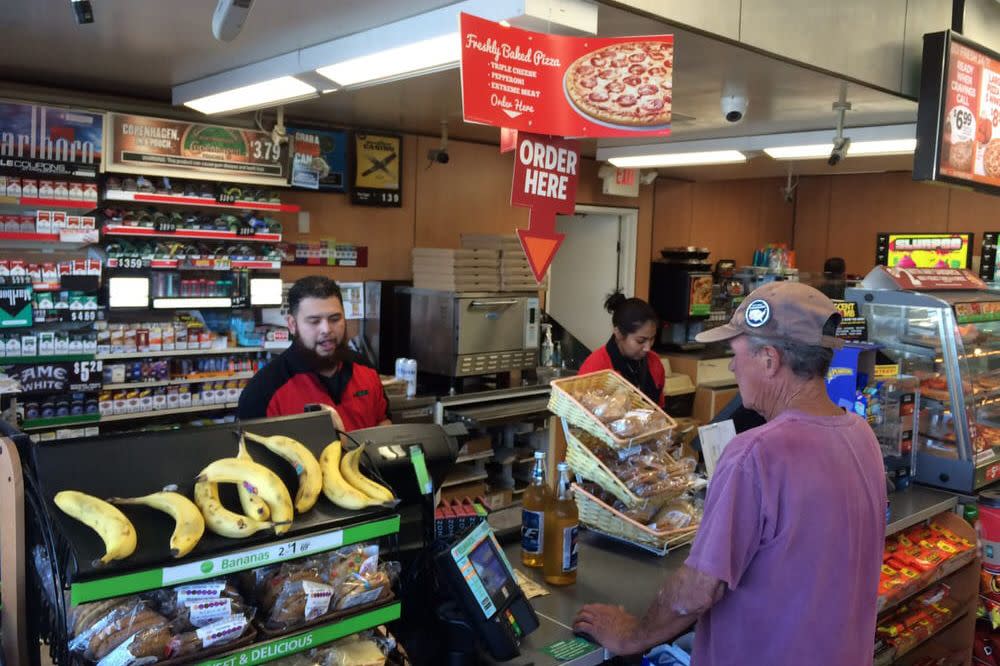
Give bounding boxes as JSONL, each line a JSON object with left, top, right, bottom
{"left": 847, "top": 284, "right": 1000, "bottom": 493}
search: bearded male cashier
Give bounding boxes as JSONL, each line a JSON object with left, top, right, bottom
{"left": 238, "top": 275, "right": 391, "bottom": 431}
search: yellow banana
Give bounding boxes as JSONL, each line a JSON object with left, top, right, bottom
{"left": 109, "top": 491, "right": 205, "bottom": 559}
{"left": 54, "top": 490, "right": 137, "bottom": 566}
{"left": 320, "top": 441, "right": 379, "bottom": 510}
{"left": 340, "top": 445, "right": 395, "bottom": 503}
{"left": 244, "top": 430, "right": 323, "bottom": 513}
{"left": 197, "top": 457, "right": 294, "bottom": 534}
{"left": 236, "top": 434, "right": 270, "bottom": 521}
{"left": 193, "top": 481, "right": 274, "bottom": 539}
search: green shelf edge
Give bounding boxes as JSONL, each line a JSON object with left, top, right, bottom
{"left": 69, "top": 514, "right": 400, "bottom": 605}
{"left": 194, "top": 601, "right": 402, "bottom": 666}
{"left": 21, "top": 413, "right": 101, "bottom": 430}
{"left": 0, "top": 354, "right": 95, "bottom": 364}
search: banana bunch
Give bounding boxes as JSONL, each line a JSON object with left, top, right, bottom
{"left": 54, "top": 491, "right": 137, "bottom": 566}
{"left": 197, "top": 457, "right": 294, "bottom": 535}
{"left": 236, "top": 435, "right": 271, "bottom": 521}
{"left": 109, "top": 491, "right": 205, "bottom": 559}
{"left": 320, "top": 440, "right": 395, "bottom": 510}
{"left": 193, "top": 480, "right": 275, "bottom": 538}
{"left": 243, "top": 430, "right": 323, "bottom": 513}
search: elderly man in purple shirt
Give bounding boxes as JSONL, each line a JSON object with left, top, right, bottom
{"left": 574, "top": 281, "right": 887, "bottom": 665}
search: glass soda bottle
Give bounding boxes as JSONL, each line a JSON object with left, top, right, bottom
{"left": 543, "top": 462, "right": 579, "bottom": 585}
{"left": 521, "top": 451, "right": 550, "bottom": 568}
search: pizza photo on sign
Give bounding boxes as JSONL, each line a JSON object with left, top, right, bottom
{"left": 563, "top": 40, "right": 673, "bottom": 129}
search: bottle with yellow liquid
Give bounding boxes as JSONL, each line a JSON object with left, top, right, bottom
{"left": 543, "top": 462, "right": 579, "bottom": 586}
{"left": 521, "top": 451, "right": 550, "bottom": 568}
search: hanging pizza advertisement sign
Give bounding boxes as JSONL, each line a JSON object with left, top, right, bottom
{"left": 106, "top": 113, "right": 287, "bottom": 186}
{"left": 460, "top": 13, "right": 673, "bottom": 138}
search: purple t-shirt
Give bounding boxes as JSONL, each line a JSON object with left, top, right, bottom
{"left": 686, "top": 409, "right": 886, "bottom": 666}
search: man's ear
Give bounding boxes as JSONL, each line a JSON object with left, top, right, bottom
{"left": 286, "top": 314, "right": 297, "bottom": 336}
{"left": 762, "top": 346, "right": 780, "bottom": 377}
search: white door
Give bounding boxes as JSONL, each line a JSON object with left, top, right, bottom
{"left": 548, "top": 213, "right": 622, "bottom": 352}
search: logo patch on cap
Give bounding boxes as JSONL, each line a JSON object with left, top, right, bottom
{"left": 745, "top": 299, "right": 770, "bottom": 328}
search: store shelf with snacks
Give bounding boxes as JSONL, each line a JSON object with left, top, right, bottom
{"left": 102, "top": 371, "right": 256, "bottom": 391}
{"left": 193, "top": 601, "right": 402, "bottom": 666}
{"left": 97, "top": 402, "right": 241, "bottom": 424}
{"left": 97, "top": 346, "right": 267, "bottom": 361}
{"left": 874, "top": 507, "right": 979, "bottom": 665}
{"left": 0, "top": 195, "right": 96, "bottom": 210}
{"left": 103, "top": 224, "right": 282, "bottom": 243}
{"left": 103, "top": 189, "right": 300, "bottom": 213}
{"left": 106, "top": 256, "right": 282, "bottom": 271}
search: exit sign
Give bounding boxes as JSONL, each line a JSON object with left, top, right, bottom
{"left": 602, "top": 167, "right": 639, "bottom": 197}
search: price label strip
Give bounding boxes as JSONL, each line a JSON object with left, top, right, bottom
{"left": 69, "top": 515, "right": 400, "bottom": 604}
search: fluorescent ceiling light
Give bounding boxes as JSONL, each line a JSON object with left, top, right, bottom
{"left": 315, "top": 32, "right": 460, "bottom": 88}
{"left": 849, "top": 138, "right": 917, "bottom": 156}
{"left": 183, "top": 76, "right": 317, "bottom": 115}
{"left": 609, "top": 150, "right": 747, "bottom": 168}
{"left": 764, "top": 138, "right": 917, "bottom": 160}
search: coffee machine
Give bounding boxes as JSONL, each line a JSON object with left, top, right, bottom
{"left": 649, "top": 247, "right": 713, "bottom": 350}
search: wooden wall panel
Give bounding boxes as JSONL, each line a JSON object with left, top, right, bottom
{"left": 413, "top": 136, "right": 528, "bottom": 248}
{"left": 690, "top": 180, "right": 764, "bottom": 265}
{"left": 793, "top": 177, "right": 833, "bottom": 273}
{"left": 822, "top": 172, "right": 951, "bottom": 276}
{"left": 947, "top": 186, "right": 1000, "bottom": 236}
{"left": 280, "top": 134, "right": 417, "bottom": 283}
{"left": 651, "top": 179, "right": 694, "bottom": 254}
{"left": 757, "top": 177, "right": 796, "bottom": 252}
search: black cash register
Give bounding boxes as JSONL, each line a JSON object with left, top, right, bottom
{"left": 436, "top": 521, "right": 540, "bottom": 661}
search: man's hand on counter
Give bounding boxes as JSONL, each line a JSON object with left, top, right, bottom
{"left": 572, "top": 604, "right": 643, "bottom": 656}
{"left": 573, "top": 564, "right": 724, "bottom": 656}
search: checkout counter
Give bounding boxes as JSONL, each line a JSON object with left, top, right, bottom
{"left": 462, "top": 484, "right": 960, "bottom": 665}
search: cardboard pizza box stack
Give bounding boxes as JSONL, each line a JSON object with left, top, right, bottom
{"left": 461, "top": 234, "right": 541, "bottom": 291}
{"left": 411, "top": 247, "right": 501, "bottom": 292}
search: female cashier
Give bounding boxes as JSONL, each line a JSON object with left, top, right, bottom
{"left": 578, "top": 292, "right": 664, "bottom": 407}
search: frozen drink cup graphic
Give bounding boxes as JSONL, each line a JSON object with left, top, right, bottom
{"left": 897, "top": 255, "right": 917, "bottom": 269}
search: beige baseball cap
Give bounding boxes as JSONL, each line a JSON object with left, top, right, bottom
{"left": 695, "top": 281, "right": 844, "bottom": 349}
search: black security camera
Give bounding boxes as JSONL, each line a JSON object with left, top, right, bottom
{"left": 71, "top": 0, "right": 94, "bottom": 24}
{"left": 828, "top": 136, "right": 851, "bottom": 166}
{"left": 427, "top": 148, "right": 450, "bottom": 164}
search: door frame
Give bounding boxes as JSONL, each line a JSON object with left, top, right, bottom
{"left": 567, "top": 204, "right": 639, "bottom": 297}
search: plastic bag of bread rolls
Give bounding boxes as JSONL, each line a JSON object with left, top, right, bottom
{"left": 67, "top": 596, "right": 170, "bottom": 663}
{"left": 165, "top": 608, "right": 255, "bottom": 659}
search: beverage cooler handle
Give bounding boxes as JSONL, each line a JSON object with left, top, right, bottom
{"left": 468, "top": 299, "right": 519, "bottom": 308}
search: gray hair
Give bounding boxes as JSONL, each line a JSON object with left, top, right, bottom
{"left": 746, "top": 336, "right": 834, "bottom": 380}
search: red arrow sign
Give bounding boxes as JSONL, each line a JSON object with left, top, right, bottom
{"left": 510, "top": 133, "right": 580, "bottom": 282}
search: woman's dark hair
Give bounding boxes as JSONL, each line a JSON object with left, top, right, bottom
{"left": 604, "top": 292, "right": 658, "bottom": 335}
{"left": 823, "top": 257, "right": 846, "bottom": 278}
{"left": 288, "top": 275, "right": 343, "bottom": 314}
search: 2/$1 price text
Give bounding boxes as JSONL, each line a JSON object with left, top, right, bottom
{"left": 518, "top": 140, "right": 579, "bottom": 201}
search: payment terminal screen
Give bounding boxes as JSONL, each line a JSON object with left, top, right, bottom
{"left": 452, "top": 522, "right": 516, "bottom": 619}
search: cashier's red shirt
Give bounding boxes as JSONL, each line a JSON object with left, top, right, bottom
{"left": 578, "top": 344, "right": 665, "bottom": 407}
{"left": 237, "top": 344, "right": 389, "bottom": 431}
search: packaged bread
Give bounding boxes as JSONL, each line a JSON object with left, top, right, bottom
{"left": 68, "top": 596, "right": 169, "bottom": 662}
{"left": 608, "top": 409, "right": 668, "bottom": 439}
{"left": 648, "top": 499, "right": 700, "bottom": 531}
{"left": 267, "top": 577, "right": 336, "bottom": 629}
{"left": 165, "top": 610, "right": 254, "bottom": 659}
{"left": 578, "top": 387, "right": 629, "bottom": 423}
{"left": 334, "top": 562, "right": 399, "bottom": 611}
{"left": 148, "top": 579, "right": 246, "bottom": 629}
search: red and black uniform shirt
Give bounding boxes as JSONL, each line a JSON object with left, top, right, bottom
{"left": 578, "top": 337, "right": 665, "bottom": 407}
{"left": 237, "top": 345, "right": 389, "bottom": 431}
